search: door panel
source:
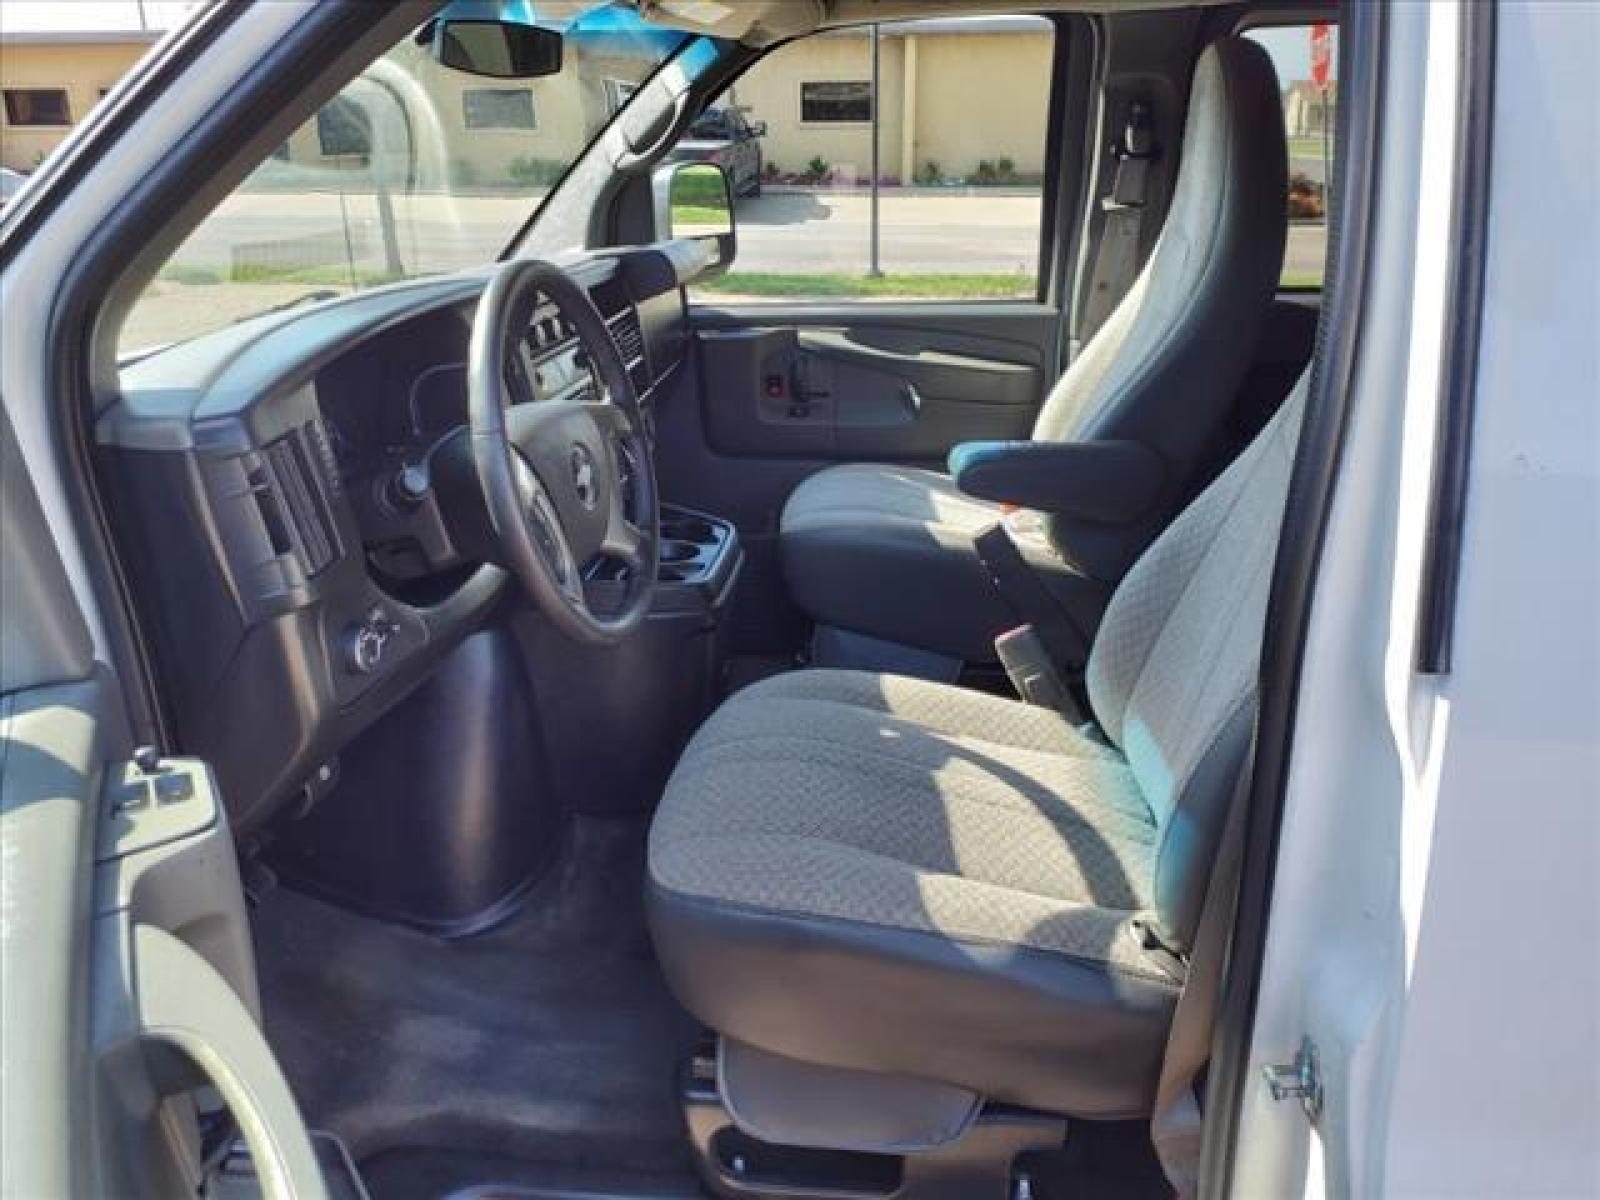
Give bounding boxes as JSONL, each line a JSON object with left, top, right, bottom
{"left": 687, "top": 301, "right": 1058, "bottom": 464}
{"left": 655, "top": 303, "right": 1060, "bottom": 655}
{"left": 0, "top": 410, "right": 324, "bottom": 1198}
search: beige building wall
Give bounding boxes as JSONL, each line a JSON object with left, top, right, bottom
{"left": 729, "top": 32, "right": 905, "bottom": 183}
{"left": 266, "top": 39, "right": 647, "bottom": 190}
{"left": 0, "top": 39, "right": 154, "bottom": 170}
{"left": 2, "top": 24, "right": 1057, "bottom": 184}
{"left": 905, "top": 30, "right": 1052, "bottom": 180}
{"left": 726, "top": 25, "right": 1053, "bottom": 184}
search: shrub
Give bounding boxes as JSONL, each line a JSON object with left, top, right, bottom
{"left": 805, "top": 155, "right": 831, "bottom": 184}
{"left": 915, "top": 159, "right": 942, "bottom": 185}
{"left": 507, "top": 155, "right": 567, "bottom": 188}
{"left": 159, "top": 264, "right": 223, "bottom": 286}
{"left": 1287, "top": 171, "right": 1325, "bottom": 220}
{"left": 763, "top": 160, "right": 781, "bottom": 180}
{"left": 996, "top": 156, "right": 1017, "bottom": 182}
{"left": 450, "top": 158, "right": 480, "bottom": 188}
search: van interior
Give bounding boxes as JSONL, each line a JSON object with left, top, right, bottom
{"left": 76, "top": 1, "right": 1345, "bottom": 1196}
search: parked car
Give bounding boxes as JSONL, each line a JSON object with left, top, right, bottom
{"left": 665, "top": 105, "right": 765, "bottom": 198}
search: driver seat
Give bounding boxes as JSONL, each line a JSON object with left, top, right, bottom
{"left": 647, "top": 370, "right": 1307, "bottom": 1131}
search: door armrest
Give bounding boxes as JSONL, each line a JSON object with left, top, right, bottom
{"left": 948, "top": 439, "right": 1165, "bottom": 523}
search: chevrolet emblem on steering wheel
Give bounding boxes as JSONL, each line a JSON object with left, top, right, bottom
{"left": 571, "top": 443, "right": 598, "bottom": 510}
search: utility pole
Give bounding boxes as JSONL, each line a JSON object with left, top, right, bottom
{"left": 868, "top": 23, "right": 882, "bottom": 278}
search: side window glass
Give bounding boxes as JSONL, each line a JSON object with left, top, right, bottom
{"left": 675, "top": 16, "right": 1056, "bottom": 304}
{"left": 1245, "top": 23, "right": 1338, "bottom": 290}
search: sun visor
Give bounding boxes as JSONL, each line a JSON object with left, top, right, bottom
{"left": 631, "top": 0, "right": 826, "bottom": 46}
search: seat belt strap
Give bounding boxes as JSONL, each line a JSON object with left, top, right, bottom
{"left": 973, "top": 522, "right": 1086, "bottom": 668}
{"left": 1150, "top": 754, "right": 1254, "bottom": 1198}
{"left": 1080, "top": 100, "right": 1159, "bottom": 341}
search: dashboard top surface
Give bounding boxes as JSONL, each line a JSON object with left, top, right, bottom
{"left": 104, "top": 242, "right": 703, "bottom": 453}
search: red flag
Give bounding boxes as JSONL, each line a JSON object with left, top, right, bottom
{"left": 1310, "top": 23, "right": 1333, "bottom": 89}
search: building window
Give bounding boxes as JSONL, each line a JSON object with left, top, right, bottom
{"left": 3, "top": 88, "right": 72, "bottom": 127}
{"left": 800, "top": 81, "right": 871, "bottom": 123}
{"left": 316, "top": 98, "right": 371, "bottom": 157}
{"left": 604, "top": 79, "right": 638, "bottom": 115}
{"left": 463, "top": 88, "right": 536, "bottom": 130}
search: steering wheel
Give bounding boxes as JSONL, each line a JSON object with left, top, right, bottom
{"left": 468, "top": 259, "right": 659, "bottom": 644}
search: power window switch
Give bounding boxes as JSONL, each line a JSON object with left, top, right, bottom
{"left": 764, "top": 374, "right": 786, "bottom": 399}
{"left": 788, "top": 403, "right": 812, "bottom": 420}
{"left": 155, "top": 772, "right": 195, "bottom": 806}
{"left": 112, "top": 780, "right": 151, "bottom": 814}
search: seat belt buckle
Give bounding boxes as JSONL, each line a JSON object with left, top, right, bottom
{"left": 995, "top": 625, "right": 1075, "bottom": 715}
{"left": 1105, "top": 99, "right": 1159, "bottom": 211}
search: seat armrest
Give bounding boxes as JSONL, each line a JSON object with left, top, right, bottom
{"left": 947, "top": 439, "right": 1165, "bottom": 524}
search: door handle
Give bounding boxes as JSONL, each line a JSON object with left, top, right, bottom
{"left": 134, "top": 924, "right": 328, "bottom": 1200}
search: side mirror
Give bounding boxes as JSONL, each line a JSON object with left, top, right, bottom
{"left": 748, "top": 120, "right": 768, "bottom": 139}
{"left": 424, "top": 15, "right": 563, "bottom": 79}
{"left": 654, "top": 163, "right": 736, "bottom": 276}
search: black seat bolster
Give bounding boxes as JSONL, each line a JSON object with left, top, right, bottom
{"left": 648, "top": 880, "right": 1181, "bottom": 1121}
{"left": 948, "top": 438, "right": 1167, "bottom": 523}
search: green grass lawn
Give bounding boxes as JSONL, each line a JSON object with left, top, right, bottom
{"left": 700, "top": 271, "right": 1035, "bottom": 299}
{"left": 1288, "top": 135, "right": 1334, "bottom": 160}
{"left": 670, "top": 205, "right": 733, "bottom": 226}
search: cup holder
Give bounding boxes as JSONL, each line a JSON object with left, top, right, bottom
{"left": 661, "top": 517, "right": 718, "bottom": 544}
{"left": 654, "top": 509, "right": 730, "bottom": 586}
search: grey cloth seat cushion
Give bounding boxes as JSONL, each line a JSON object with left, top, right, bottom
{"left": 648, "top": 668, "right": 1183, "bottom": 1118}
{"left": 778, "top": 36, "right": 1288, "bottom": 662}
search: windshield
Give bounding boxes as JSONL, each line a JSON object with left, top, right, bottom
{"left": 120, "top": 4, "right": 685, "bottom": 355}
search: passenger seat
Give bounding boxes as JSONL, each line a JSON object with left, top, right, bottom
{"left": 780, "top": 37, "right": 1289, "bottom": 665}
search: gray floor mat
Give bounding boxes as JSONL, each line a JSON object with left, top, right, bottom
{"left": 251, "top": 816, "right": 701, "bottom": 1191}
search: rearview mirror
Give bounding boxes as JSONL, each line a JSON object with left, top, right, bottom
{"left": 654, "top": 163, "right": 736, "bottom": 276}
{"left": 426, "top": 17, "right": 563, "bottom": 79}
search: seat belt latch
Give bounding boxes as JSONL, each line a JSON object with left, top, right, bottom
{"left": 995, "top": 625, "right": 1075, "bottom": 716}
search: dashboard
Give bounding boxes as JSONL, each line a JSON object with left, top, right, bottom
{"left": 100, "top": 243, "right": 705, "bottom": 832}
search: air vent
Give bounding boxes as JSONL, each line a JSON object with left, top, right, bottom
{"left": 259, "top": 425, "right": 341, "bottom": 575}
{"left": 608, "top": 306, "right": 645, "bottom": 367}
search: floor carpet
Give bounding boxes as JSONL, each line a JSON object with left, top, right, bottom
{"left": 251, "top": 816, "right": 702, "bottom": 1197}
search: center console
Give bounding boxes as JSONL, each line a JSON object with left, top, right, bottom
{"left": 521, "top": 503, "right": 744, "bottom": 821}
{"left": 267, "top": 503, "right": 743, "bottom": 935}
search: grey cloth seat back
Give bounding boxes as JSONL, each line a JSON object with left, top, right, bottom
{"left": 1086, "top": 372, "right": 1305, "bottom": 949}
{"left": 1034, "top": 36, "right": 1287, "bottom": 580}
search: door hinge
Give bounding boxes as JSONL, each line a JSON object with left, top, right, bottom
{"left": 1262, "top": 1036, "right": 1323, "bottom": 1121}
